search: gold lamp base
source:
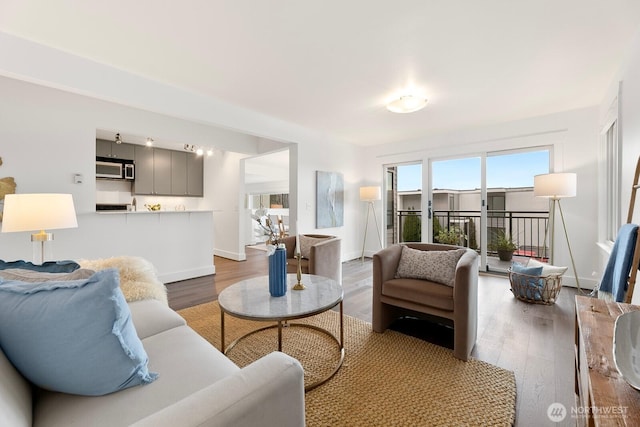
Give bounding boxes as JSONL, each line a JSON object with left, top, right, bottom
{"left": 31, "top": 230, "right": 53, "bottom": 242}
{"left": 293, "top": 252, "right": 305, "bottom": 290}
{"left": 31, "top": 230, "right": 53, "bottom": 265}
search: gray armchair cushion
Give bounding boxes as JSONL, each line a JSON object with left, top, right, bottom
{"left": 395, "top": 246, "right": 466, "bottom": 286}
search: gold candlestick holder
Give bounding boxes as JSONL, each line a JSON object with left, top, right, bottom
{"left": 293, "top": 252, "right": 305, "bottom": 290}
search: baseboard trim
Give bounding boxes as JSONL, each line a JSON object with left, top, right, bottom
{"left": 159, "top": 265, "right": 215, "bottom": 283}
{"left": 214, "top": 248, "right": 246, "bottom": 261}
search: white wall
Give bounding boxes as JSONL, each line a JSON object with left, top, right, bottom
{"left": 297, "top": 138, "right": 361, "bottom": 261}
{"left": 210, "top": 150, "right": 247, "bottom": 260}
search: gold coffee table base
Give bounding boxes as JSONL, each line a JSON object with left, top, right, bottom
{"left": 223, "top": 323, "right": 344, "bottom": 392}
{"left": 221, "top": 301, "right": 344, "bottom": 392}
{"left": 218, "top": 274, "right": 345, "bottom": 392}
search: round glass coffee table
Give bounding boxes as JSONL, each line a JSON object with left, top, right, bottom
{"left": 218, "top": 273, "right": 344, "bottom": 391}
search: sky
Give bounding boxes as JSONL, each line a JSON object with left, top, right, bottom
{"left": 397, "top": 150, "right": 550, "bottom": 191}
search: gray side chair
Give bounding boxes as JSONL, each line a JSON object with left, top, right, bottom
{"left": 280, "top": 234, "right": 342, "bottom": 284}
{"left": 372, "top": 243, "right": 479, "bottom": 361}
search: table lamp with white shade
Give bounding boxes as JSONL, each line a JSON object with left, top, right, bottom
{"left": 360, "top": 186, "right": 383, "bottom": 262}
{"left": 1, "top": 193, "right": 78, "bottom": 264}
{"left": 534, "top": 173, "right": 579, "bottom": 288}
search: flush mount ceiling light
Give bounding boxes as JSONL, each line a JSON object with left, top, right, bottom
{"left": 386, "top": 94, "right": 428, "bottom": 114}
{"left": 114, "top": 133, "right": 123, "bottom": 144}
{"left": 145, "top": 138, "right": 154, "bottom": 147}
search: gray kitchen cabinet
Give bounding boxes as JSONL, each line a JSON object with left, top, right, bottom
{"left": 171, "top": 151, "right": 203, "bottom": 196}
{"left": 132, "top": 146, "right": 204, "bottom": 197}
{"left": 187, "top": 153, "right": 204, "bottom": 196}
{"left": 133, "top": 145, "right": 154, "bottom": 195}
{"left": 153, "top": 148, "right": 172, "bottom": 196}
{"left": 171, "top": 151, "right": 188, "bottom": 196}
{"left": 96, "top": 139, "right": 135, "bottom": 159}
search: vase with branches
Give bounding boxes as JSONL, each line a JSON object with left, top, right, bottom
{"left": 251, "top": 208, "right": 283, "bottom": 254}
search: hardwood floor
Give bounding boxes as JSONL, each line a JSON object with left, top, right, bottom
{"left": 166, "top": 249, "right": 268, "bottom": 311}
{"left": 167, "top": 248, "right": 579, "bottom": 427}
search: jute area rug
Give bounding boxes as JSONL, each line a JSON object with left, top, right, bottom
{"left": 178, "top": 301, "right": 516, "bottom": 427}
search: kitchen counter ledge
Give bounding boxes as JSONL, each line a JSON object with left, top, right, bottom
{"left": 96, "top": 209, "right": 212, "bottom": 214}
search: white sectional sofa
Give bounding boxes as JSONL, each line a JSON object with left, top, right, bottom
{"left": 0, "top": 263, "right": 306, "bottom": 427}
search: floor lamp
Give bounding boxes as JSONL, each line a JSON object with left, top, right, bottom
{"left": 534, "top": 173, "right": 580, "bottom": 288}
{"left": 360, "top": 186, "right": 382, "bottom": 262}
{"left": 1, "top": 193, "right": 78, "bottom": 264}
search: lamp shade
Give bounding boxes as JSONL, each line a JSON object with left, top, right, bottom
{"left": 360, "top": 186, "right": 381, "bottom": 202}
{"left": 1, "top": 193, "right": 78, "bottom": 233}
{"left": 533, "top": 173, "right": 577, "bottom": 199}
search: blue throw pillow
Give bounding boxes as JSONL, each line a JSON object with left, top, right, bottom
{"left": 0, "top": 268, "right": 157, "bottom": 396}
{"left": 511, "top": 263, "right": 544, "bottom": 300}
{"left": 0, "top": 259, "right": 80, "bottom": 273}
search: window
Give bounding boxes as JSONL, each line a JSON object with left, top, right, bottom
{"left": 601, "top": 85, "right": 621, "bottom": 244}
{"left": 604, "top": 119, "right": 620, "bottom": 242}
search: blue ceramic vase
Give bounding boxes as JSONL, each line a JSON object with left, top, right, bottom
{"left": 268, "top": 246, "right": 287, "bottom": 297}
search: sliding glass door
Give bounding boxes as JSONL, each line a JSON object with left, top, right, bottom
{"left": 485, "top": 150, "right": 550, "bottom": 272}
{"left": 427, "top": 148, "right": 550, "bottom": 273}
{"left": 430, "top": 156, "right": 483, "bottom": 259}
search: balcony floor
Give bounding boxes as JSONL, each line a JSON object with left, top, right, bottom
{"left": 485, "top": 254, "right": 530, "bottom": 274}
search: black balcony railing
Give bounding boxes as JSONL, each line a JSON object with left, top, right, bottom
{"left": 397, "top": 210, "right": 549, "bottom": 259}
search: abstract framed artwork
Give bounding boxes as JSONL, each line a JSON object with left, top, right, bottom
{"left": 316, "top": 171, "right": 344, "bottom": 228}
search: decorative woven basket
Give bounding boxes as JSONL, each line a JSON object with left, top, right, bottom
{"left": 508, "top": 269, "right": 562, "bottom": 305}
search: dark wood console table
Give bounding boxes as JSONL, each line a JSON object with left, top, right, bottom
{"left": 575, "top": 296, "right": 640, "bottom": 426}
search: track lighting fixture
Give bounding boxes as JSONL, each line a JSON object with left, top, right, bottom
{"left": 184, "top": 144, "right": 213, "bottom": 156}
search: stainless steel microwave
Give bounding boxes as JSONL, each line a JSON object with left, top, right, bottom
{"left": 96, "top": 157, "right": 135, "bottom": 180}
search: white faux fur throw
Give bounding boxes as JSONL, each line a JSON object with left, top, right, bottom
{"left": 78, "top": 256, "right": 168, "bottom": 305}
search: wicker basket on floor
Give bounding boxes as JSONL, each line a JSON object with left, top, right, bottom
{"left": 508, "top": 269, "right": 562, "bottom": 305}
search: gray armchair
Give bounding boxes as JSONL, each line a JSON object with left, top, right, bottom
{"left": 280, "top": 234, "right": 341, "bottom": 284}
{"left": 372, "top": 243, "right": 479, "bottom": 361}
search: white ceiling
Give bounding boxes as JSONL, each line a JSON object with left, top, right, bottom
{"left": 2, "top": 1, "right": 640, "bottom": 147}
